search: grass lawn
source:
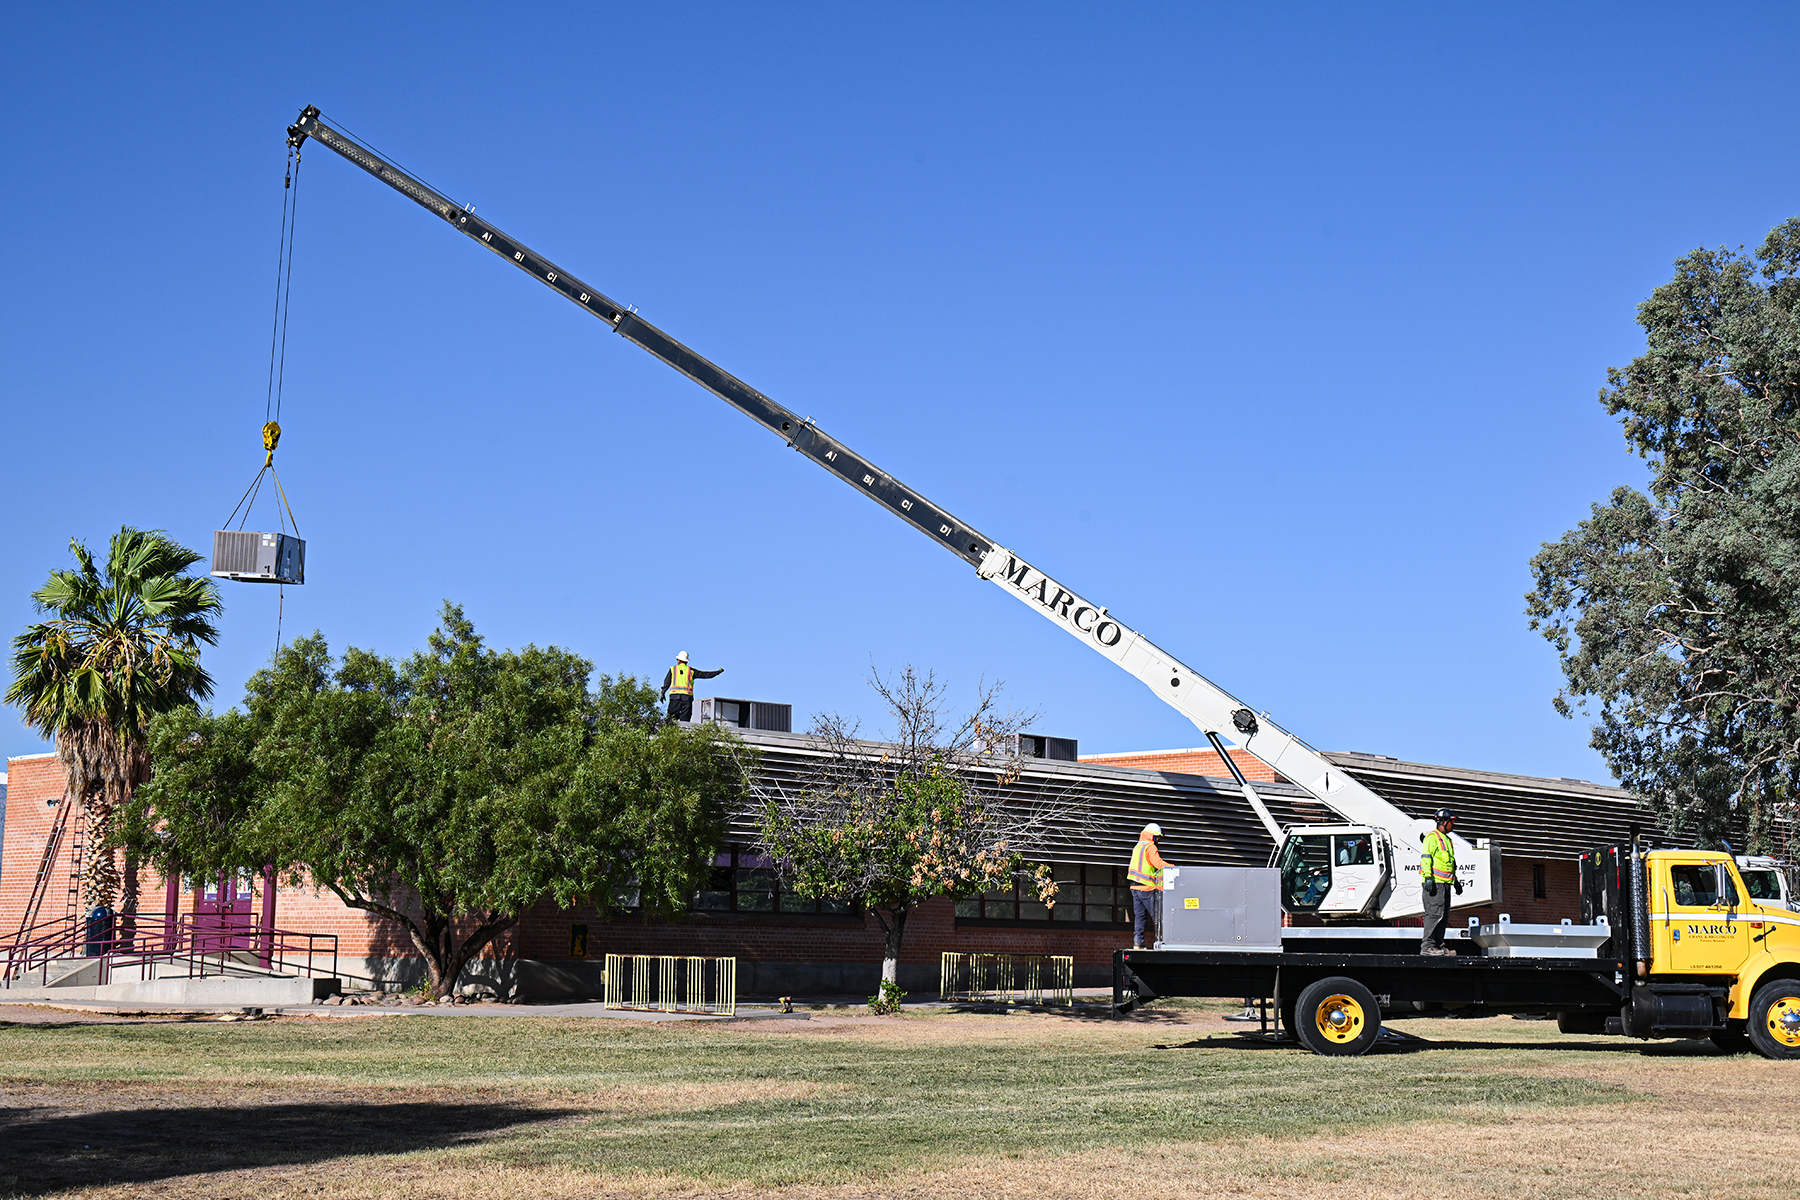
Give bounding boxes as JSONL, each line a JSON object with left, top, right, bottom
{"left": 0, "top": 999, "right": 1791, "bottom": 1199}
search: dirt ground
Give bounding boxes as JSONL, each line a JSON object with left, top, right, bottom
{"left": 2, "top": 1002, "right": 1794, "bottom": 1200}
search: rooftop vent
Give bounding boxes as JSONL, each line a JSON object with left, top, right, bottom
{"left": 1015, "top": 734, "right": 1078, "bottom": 762}
{"left": 212, "top": 530, "right": 304, "bottom": 585}
{"left": 698, "top": 697, "right": 792, "bottom": 733}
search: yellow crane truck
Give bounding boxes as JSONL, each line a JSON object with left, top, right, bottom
{"left": 1116, "top": 841, "right": 1800, "bottom": 1058}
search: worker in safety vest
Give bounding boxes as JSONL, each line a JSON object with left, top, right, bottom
{"left": 660, "top": 650, "right": 723, "bottom": 723}
{"left": 1419, "top": 808, "right": 1462, "bottom": 956}
{"left": 1127, "top": 823, "right": 1171, "bottom": 949}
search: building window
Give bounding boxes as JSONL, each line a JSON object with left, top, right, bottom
{"left": 955, "top": 864, "right": 1130, "bottom": 926}
{"left": 693, "top": 847, "right": 854, "bottom": 916}
{"left": 1532, "top": 862, "right": 1546, "bottom": 900}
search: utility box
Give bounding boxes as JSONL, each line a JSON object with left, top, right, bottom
{"left": 212, "top": 530, "right": 305, "bottom": 585}
{"left": 699, "top": 697, "right": 792, "bottom": 733}
{"left": 1158, "top": 866, "right": 1282, "bottom": 951}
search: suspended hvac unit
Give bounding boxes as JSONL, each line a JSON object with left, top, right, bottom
{"left": 698, "top": 697, "right": 792, "bottom": 733}
{"left": 211, "top": 530, "right": 305, "bottom": 585}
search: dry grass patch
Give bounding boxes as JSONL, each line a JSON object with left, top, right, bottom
{"left": 3, "top": 1004, "right": 1778, "bottom": 1200}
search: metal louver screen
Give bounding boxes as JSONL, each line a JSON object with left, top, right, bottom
{"left": 751, "top": 703, "right": 792, "bottom": 733}
{"left": 212, "top": 531, "right": 263, "bottom": 576}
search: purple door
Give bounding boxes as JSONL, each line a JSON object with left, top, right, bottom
{"left": 193, "top": 873, "right": 257, "bottom": 951}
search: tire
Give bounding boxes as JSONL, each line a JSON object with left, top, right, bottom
{"left": 1292, "top": 976, "right": 1382, "bottom": 1056}
{"left": 1747, "top": 979, "right": 1800, "bottom": 1060}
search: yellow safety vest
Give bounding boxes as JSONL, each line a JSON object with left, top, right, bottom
{"left": 1128, "top": 839, "right": 1161, "bottom": 888}
{"left": 1421, "top": 829, "right": 1457, "bottom": 883}
{"left": 669, "top": 661, "right": 694, "bottom": 696}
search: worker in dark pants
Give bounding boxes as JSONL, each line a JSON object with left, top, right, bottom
{"left": 1419, "top": 808, "right": 1462, "bottom": 956}
{"left": 660, "top": 650, "right": 723, "bottom": 723}
{"left": 1127, "top": 823, "right": 1170, "bottom": 949}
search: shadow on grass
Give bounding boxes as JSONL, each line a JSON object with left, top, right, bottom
{"left": 1150, "top": 1030, "right": 1738, "bottom": 1056}
{"left": 0, "top": 1099, "right": 576, "bottom": 1196}
{"left": 0, "top": 1017, "right": 218, "bottom": 1031}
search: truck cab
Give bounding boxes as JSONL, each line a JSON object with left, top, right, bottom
{"left": 1595, "top": 848, "right": 1800, "bottom": 1056}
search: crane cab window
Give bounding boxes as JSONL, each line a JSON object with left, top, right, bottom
{"left": 1278, "top": 835, "right": 1333, "bottom": 911}
{"left": 1741, "top": 868, "right": 1784, "bottom": 903}
{"left": 1669, "top": 864, "right": 1728, "bottom": 908}
{"left": 1335, "top": 835, "right": 1373, "bottom": 866}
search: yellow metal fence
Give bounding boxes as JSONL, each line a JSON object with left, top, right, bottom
{"left": 603, "top": 953, "right": 737, "bottom": 1015}
{"left": 940, "top": 952, "right": 1074, "bottom": 1006}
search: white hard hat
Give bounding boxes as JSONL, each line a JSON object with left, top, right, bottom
{"left": 677, "top": 650, "right": 689, "bottom": 662}
{"left": 1143, "top": 823, "right": 1162, "bottom": 837}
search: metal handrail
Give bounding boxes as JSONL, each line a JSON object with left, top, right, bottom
{"left": 2, "top": 911, "right": 338, "bottom": 988}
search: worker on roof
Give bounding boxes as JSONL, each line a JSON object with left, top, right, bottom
{"left": 1127, "top": 823, "right": 1171, "bottom": 950}
{"left": 1419, "top": 808, "right": 1462, "bottom": 956}
{"left": 660, "top": 651, "right": 723, "bottom": 724}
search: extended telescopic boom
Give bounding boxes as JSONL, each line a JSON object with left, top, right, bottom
{"left": 287, "top": 106, "right": 1491, "bottom": 917}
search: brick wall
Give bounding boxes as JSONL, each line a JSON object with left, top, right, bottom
{"left": 2, "top": 747, "right": 1595, "bottom": 998}
{"left": 1, "top": 755, "right": 74, "bottom": 936}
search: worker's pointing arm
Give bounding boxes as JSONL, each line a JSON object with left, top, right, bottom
{"left": 693, "top": 667, "right": 724, "bottom": 680}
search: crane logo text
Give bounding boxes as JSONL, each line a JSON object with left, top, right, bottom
{"left": 995, "top": 556, "right": 1123, "bottom": 648}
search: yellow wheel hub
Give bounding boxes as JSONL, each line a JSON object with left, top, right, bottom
{"left": 1766, "top": 996, "right": 1800, "bottom": 1047}
{"left": 1314, "top": 993, "right": 1365, "bottom": 1043}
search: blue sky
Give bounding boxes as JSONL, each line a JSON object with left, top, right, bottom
{"left": 4, "top": 4, "right": 1797, "bottom": 782}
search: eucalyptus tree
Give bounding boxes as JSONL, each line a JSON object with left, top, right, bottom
{"left": 7, "top": 527, "right": 222, "bottom": 911}
{"left": 1528, "top": 218, "right": 1800, "bottom": 848}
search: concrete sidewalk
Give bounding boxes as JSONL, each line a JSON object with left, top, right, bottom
{"left": 0, "top": 998, "right": 810, "bottom": 1022}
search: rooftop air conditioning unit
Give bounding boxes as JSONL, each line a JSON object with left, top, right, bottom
{"left": 1014, "top": 734, "right": 1078, "bottom": 761}
{"left": 698, "top": 697, "right": 792, "bottom": 733}
{"left": 211, "top": 530, "right": 305, "bottom": 585}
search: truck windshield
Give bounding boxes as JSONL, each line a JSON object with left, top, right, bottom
{"left": 1740, "top": 869, "right": 1782, "bottom": 902}
{"left": 1279, "top": 835, "right": 1332, "bottom": 911}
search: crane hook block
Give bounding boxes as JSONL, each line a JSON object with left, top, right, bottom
{"left": 262, "top": 421, "right": 281, "bottom": 466}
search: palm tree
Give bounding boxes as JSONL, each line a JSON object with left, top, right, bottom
{"left": 7, "top": 527, "right": 223, "bottom": 913}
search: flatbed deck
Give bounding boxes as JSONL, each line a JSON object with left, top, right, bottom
{"left": 1115, "top": 947, "right": 1628, "bottom": 1016}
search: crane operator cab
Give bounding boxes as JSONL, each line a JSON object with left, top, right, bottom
{"left": 1275, "top": 825, "right": 1391, "bottom": 915}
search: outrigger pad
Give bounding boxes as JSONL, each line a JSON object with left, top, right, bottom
{"left": 212, "top": 530, "right": 305, "bottom": 585}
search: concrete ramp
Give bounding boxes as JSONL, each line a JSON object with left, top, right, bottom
{"left": 4, "top": 973, "right": 338, "bottom": 1007}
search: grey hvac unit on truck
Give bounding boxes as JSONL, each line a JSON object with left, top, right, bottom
{"left": 211, "top": 530, "right": 305, "bottom": 585}
{"left": 698, "top": 697, "right": 792, "bottom": 733}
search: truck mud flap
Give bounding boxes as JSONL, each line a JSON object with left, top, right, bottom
{"left": 1113, "top": 951, "right": 1158, "bottom": 1014}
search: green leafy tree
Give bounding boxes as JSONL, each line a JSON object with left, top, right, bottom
{"left": 127, "top": 604, "right": 748, "bottom": 998}
{"left": 757, "top": 666, "right": 1067, "bottom": 987}
{"left": 7, "top": 527, "right": 222, "bottom": 912}
{"left": 1527, "top": 218, "right": 1800, "bottom": 848}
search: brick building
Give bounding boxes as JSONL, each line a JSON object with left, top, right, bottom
{"left": 3, "top": 729, "right": 1652, "bottom": 998}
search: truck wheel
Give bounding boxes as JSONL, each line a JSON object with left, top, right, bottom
{"left": 1293, "top": 976, "right": 1382, "bottom": 1056}
{"left": 1747, "top": 980, "right": 1800, "bottom": 1060}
